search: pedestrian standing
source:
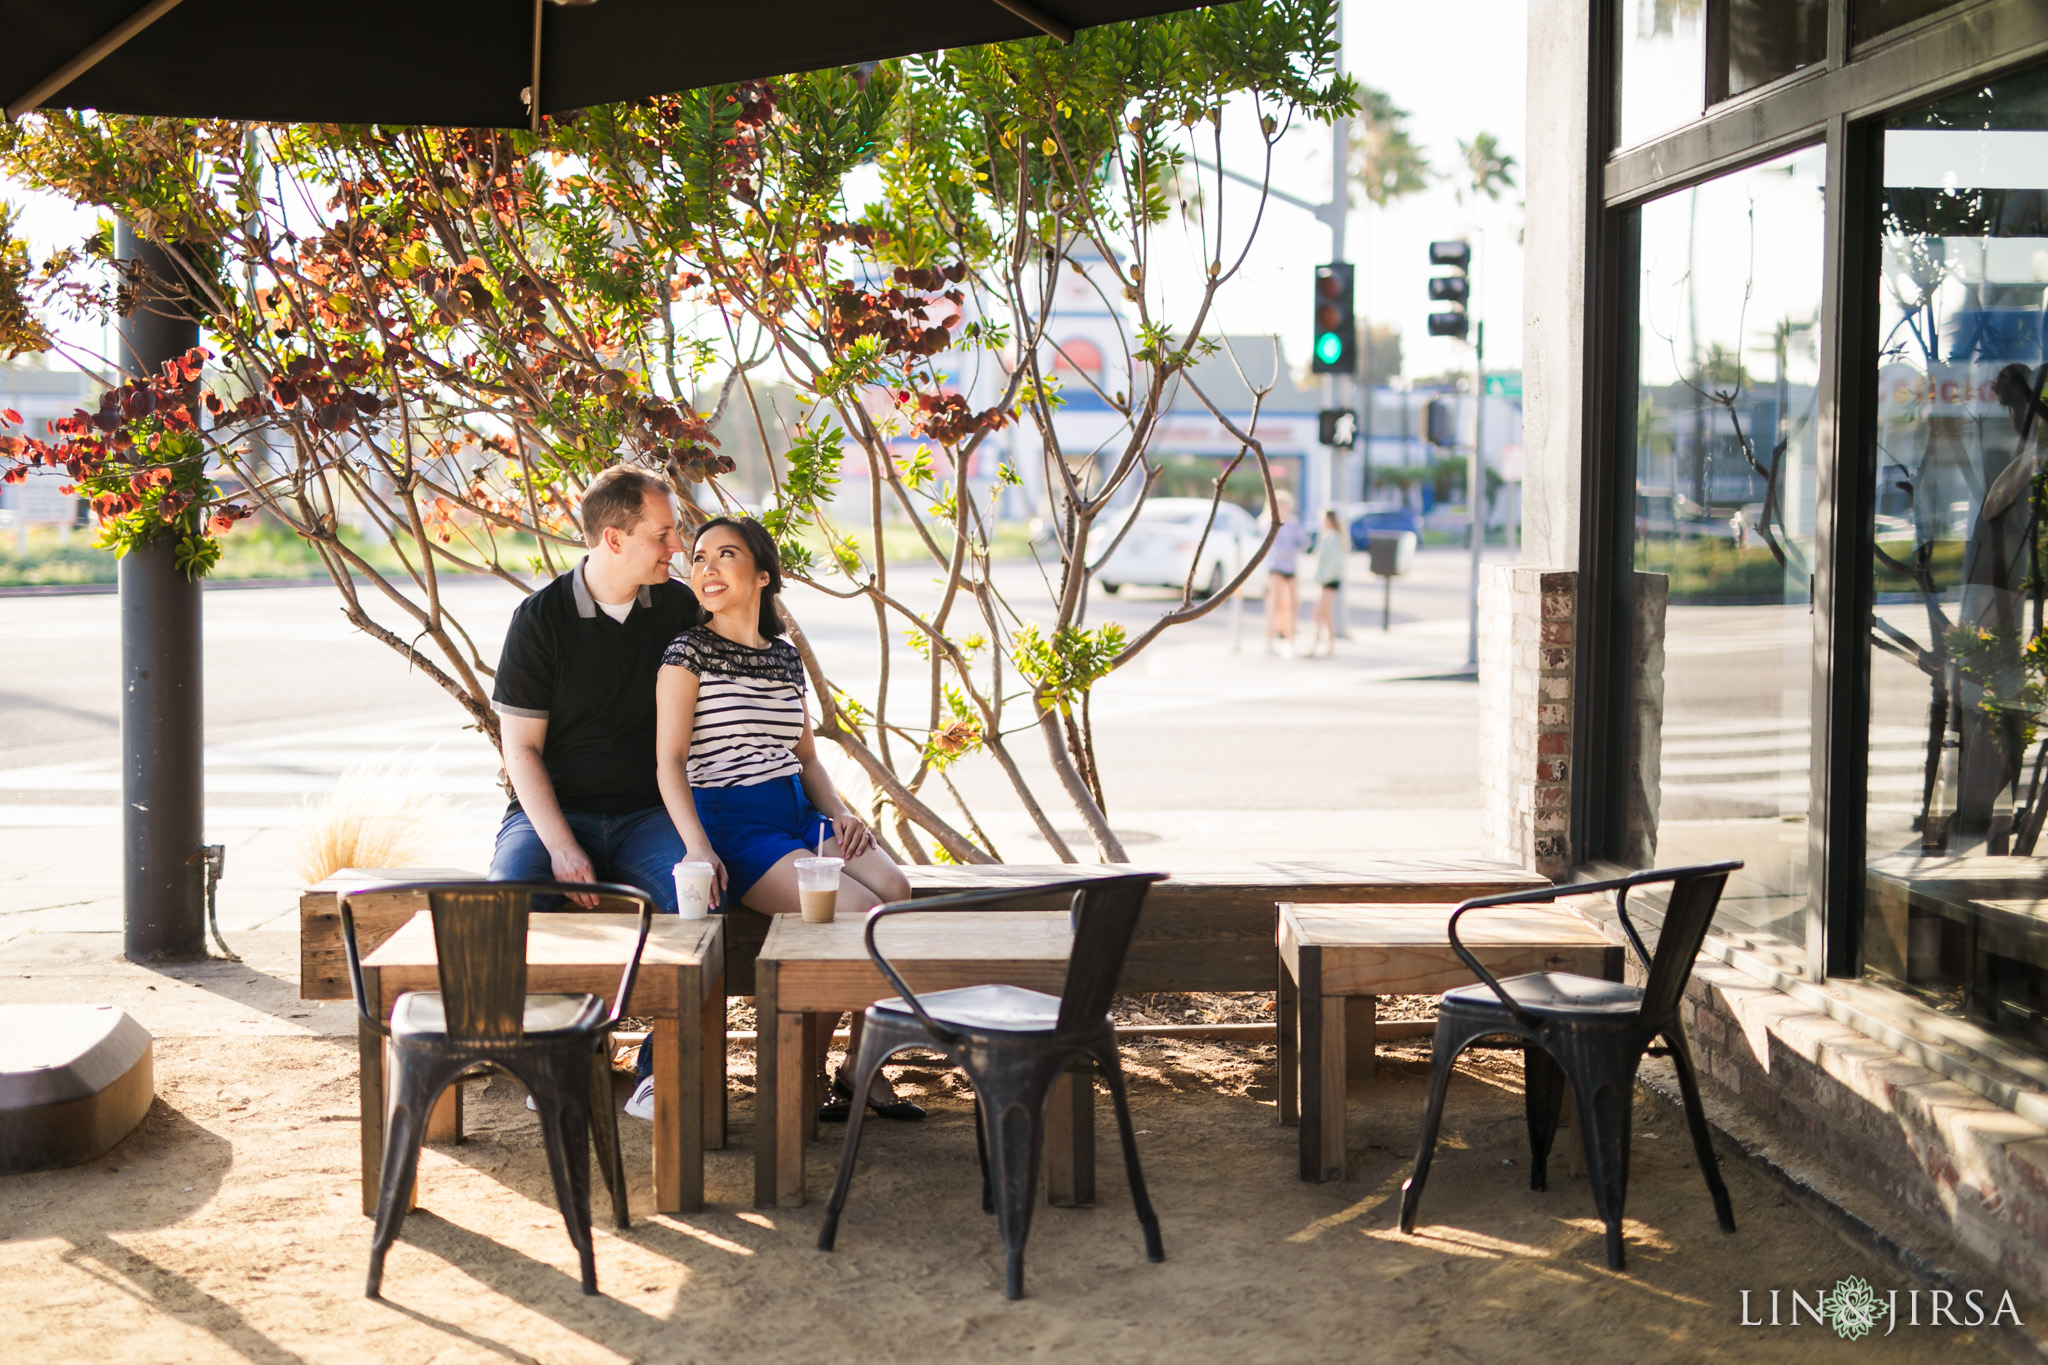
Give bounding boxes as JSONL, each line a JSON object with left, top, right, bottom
{"left": 1309, "top": 507, "right": 1345, "bottom": 657}
{"left": 1264, "top": 490, "right": 1305, "bottom": 657}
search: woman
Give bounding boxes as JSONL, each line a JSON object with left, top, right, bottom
{"left": 1264, "top": 490, "right": 1305, "bottom": 657}
{"left": 1308, "top": 507, "right": 1346, "bottom": 658}
{"left": 654, "top": 516, "right": 923, "bottom": 1121}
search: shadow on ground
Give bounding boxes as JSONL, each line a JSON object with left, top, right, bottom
{"left": 0, "top": 1033, "right": 1989, "bottom": 1364}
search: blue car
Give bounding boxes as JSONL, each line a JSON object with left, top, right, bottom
{"left": 1349, "top": 506, "right": 1420, "bottom": 550}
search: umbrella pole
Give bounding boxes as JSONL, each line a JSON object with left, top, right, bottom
{"left": 116, "top": 221, "right": 205, "bottom": 963}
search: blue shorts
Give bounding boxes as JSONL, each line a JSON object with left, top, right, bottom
{"left": 696, "top": 774, "right": 830, "bottom": 904}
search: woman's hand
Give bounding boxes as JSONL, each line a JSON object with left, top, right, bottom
{"left": 688, "top": 847, "right": 729, "bottom": 902}
{"left": 830, "top": 810, "right": 876, "bottom": 859}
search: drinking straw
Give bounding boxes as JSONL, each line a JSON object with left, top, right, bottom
{"left": 817, "top": 820, "right": 827, "bottom": 858}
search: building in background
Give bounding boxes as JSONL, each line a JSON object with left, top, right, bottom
{"left": 1515, "top": 0, "right": 2048, "bottom": 1304}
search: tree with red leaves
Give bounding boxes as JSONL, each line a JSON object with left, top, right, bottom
{"left": 0, "top": 0, "right": 1351, "bottom": 862}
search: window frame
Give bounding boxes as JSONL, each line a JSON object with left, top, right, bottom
{"left": 1586, "top": 0, "right": 2048, "bottom": 985}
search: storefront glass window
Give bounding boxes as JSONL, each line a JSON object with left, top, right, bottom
{"left": 1630, "top": 145, "right": 1827, "bottom": 962}
{"left": 1865, "top": 68, "right": 2048, "bottom": 1050}
{"left": 1720, "top": 0, "right": 1826, "bottom": 98}
{"left": 1616, "top": 0, "right": 1707, "bottom": 150}
{"left": 1854, "top": 0, "right": 1960, "bottom": 44}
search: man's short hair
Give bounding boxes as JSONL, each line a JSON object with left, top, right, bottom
{"left": 580, "top": 466, "right": 673, "bottom": 547}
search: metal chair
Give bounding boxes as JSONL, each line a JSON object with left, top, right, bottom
{"left": 817, "top": 873, "right": 1168, "bottom": 1299}
{"left": 1398, "top": 861, "right": 1743, "bottom": 1270}
{"left": 340, "top": 878, "right": 653, "bottom": 1298}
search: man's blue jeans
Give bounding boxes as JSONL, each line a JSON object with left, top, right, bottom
{"left": 489, "top": 805, "right": 685, "bottom": 1079}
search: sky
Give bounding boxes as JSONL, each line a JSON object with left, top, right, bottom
{"left": 2, "top": 0, "right": 1530, "bottom": 385}
{"left": 1231, "top": 0, "right": 1530, "bottom": 381}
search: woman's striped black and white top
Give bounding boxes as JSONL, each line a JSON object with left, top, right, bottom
{"left": 662, "top": 626, "right": 807, "bottom": 788}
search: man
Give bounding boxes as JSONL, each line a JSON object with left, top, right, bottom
{"left": 488, "top": 465, "right": 699, "bottom": 1118}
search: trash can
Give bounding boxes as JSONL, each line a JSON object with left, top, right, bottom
{"left": 1366, "top": 530, "right": 1416, "bottom": 630}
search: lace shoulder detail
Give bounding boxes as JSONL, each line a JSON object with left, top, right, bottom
{"left": 662, "top": 626, "right": 805, "bottom": 689}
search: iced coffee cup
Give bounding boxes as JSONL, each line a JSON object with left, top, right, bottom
{"left": 672, "top": 860, "right": 716, "bottom": 920}
{"left": 794, "top": 856, "right": 843, "bottom": 923}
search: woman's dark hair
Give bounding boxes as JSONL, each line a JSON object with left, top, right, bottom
{"left": 691, "top": 515, "right": 785, "bottom": 638}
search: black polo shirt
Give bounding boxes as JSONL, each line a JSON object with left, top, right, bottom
{"left": 492, "top": 559, "right": 701, "bottom": 816}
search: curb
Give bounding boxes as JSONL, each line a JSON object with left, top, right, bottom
{"left": 1636, "top": 1057, "right": 2048, "bottom": 1363}
{"left": 0, "top": 575, "right": 378, "bottom": 598}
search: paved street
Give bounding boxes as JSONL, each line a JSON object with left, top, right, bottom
{"left": 0, "top": 544, "right": 1509, "bottom": 947}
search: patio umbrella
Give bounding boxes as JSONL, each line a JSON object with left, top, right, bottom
{"left": 4, "top": 0, "right": 1218, "bottom": 132}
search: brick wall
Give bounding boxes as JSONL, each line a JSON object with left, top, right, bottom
{"left": 1479, "top": 566, "right": 1577, "bottom": 880}
{"left": 1483, "top": 563, "right": 2048, "bottom": 1307}
{"left": 1662, "top": 955, "right": 2048, "bottom": 1304}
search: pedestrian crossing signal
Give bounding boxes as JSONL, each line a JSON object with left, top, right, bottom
{"left": 1318, "top": 408, "right": 1357, "bottom": 448}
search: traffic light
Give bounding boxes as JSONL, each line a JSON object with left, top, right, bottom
{"left": 1318, "top": 408, "right": 1358, "bottom": 448}
{"left": 1427, "top": 240, "right": 1470, "bottom": 340}
{"left": 1311, "top": 262, "right": 1356, "bottom": 374}
{"left": 1426, "top": 397, "right": 1458, "bottom": 447}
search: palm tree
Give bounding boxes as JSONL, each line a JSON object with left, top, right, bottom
{"left": 1349, "top": 88, "right": 1433, "bottom": 209}
{"left": 1456, "top": 131, "right": 1518, "bottom": 205}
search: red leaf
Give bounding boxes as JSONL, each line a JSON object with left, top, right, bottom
{"left": 1, "top": 408, "right": 21, "bottom": 426}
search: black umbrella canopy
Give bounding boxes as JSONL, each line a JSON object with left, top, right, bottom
{"left": 5, "top": 0, "right": 1220, "bottom": 130}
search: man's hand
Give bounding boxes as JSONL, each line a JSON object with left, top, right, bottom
{"left": 549, "top": 839, "right": 600, "bottom": 908}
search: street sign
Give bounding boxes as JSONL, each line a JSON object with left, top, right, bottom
{"left": 1318, "top": 408, "right": 1357, "bottom": 448}
{"left": 1483, "top": 373, "right": 1522, "bottom": 399}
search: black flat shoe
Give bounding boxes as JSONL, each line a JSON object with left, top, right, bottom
{"left": 831, "top": 1070, "right": 928, "bottom": 1122}
{"left": 817, "top": 1090, "right": 852, "bottom": 1123}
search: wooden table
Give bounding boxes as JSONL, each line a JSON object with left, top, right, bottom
{"left": 719, "top": 859, "right": 1550, "bottom": 995}
{"left": 754, "top": 909, "right": 1092, "bottom": 1208}
{"left": 1276, "top": 901, "right": 1619, "bottom": 1183}
{"left": 359, "top": 911, "right": 726, "bottom": 1214}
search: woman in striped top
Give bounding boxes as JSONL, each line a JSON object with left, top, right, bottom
{"left": 654, "top": 516, "right": 921, "bottom": 1119}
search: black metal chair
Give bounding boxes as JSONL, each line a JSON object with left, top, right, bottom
{"left": 1397, "top": 861, "right": 1743, "bottom": 1270}
{"left": 817, "top": 873, "right": 1168, "bottom": 1299}
{"left": 340, "top": 878, "right": 654, "bottom": 1298}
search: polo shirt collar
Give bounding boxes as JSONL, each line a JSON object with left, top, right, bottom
{"left": 573, "top": 556, "right": 653, "bottom": 619}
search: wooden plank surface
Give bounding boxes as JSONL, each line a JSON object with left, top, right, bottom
{"left": 300, "top": 869, "right": 641, "bottom": 1001}
{"left": 300, "top": 868, "right": 481, "bottom": 1001}
{"left": 907, "top": 859, "right": 1549, "bottom": 994}
{"left": 308, "top": 858, "right": 1550, "bottom": 1001}
{"left": 364, "top": 912, "right": 720, "bottom": 1014}
{"left": 760, "top": 911, "right": 1073, "bottom": 1014}
{"left": 1279, "top": 902, "right": 1611, "bottom": 998}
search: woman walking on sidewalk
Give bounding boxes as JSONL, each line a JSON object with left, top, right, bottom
{"left": 1264, "top": 490, "right": 1306, "bottom": 657}
{"left": 1308, "top": 507, "right": 1346, "bottom": 658}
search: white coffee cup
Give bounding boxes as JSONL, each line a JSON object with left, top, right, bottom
{"left": 672, "top": 860, "right": 716, "bottom": 920}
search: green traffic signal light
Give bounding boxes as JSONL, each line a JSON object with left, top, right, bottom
{"left": 1315, "top": 331, "right": 1344, "bottom": 366}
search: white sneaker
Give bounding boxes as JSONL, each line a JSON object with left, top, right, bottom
{"left": 623, "top": 1076, "right": 656, "bottom": 1122}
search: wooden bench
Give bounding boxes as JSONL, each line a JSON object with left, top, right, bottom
{"left": 303, "top": 859, "right": 1550, "bottom": 1001}
{"left": 722, "top": 860, "right": 1550, "bottom": 995}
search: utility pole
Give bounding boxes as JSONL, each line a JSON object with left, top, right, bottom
{"left": 1326, "top": 19, "right": 1352, "bottom": 638}
{"left": 1468, "top": 319, "right": 1485, "bottom": 670}
{"left": 1425, "top": 236, "right": 1482, "bottom": 670}
{"left": 117, "top": 221, "right": 206, "bottom": 962}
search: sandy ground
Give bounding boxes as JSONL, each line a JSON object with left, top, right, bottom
{"left": 1, "top": 1002, "right": 1995, "bottom": 1365}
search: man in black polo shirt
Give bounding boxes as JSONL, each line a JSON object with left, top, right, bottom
{"left": 488, "top": 466, "right": 699, "bottom": 914}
